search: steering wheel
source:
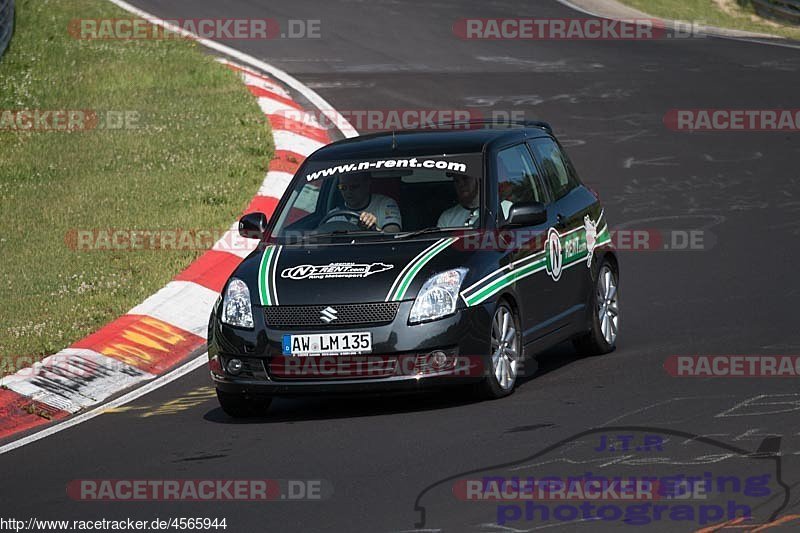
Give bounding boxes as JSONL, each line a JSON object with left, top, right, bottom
{"left": 318, "top": 209, "right": 382, "bottom": 231}
{"left": 319, "top": 209, "right": 362, "bottom": 226}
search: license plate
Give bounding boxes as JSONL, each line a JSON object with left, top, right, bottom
{"left": 282, "top": 332, "right": 372, "bottom": 356}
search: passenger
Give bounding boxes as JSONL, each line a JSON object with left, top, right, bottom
{"left": 437, "top": 174, "right": 480, "bottom": 228}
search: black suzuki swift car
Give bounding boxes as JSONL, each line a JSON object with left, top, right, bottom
{"left": 208, "top": 121, "right": 618, "bottom": 417}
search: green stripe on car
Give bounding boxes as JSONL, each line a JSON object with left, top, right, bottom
{"left": 387, "top": 237, "right": 458, "bottom": 301}
{"left": 258, "top": 245, "right": 276, "bottom": 306}
{"left": 462, "top": 222, "right": 612, "bottom": 307}
{"left": 464, "top": 256, "right": 548, "bottom": 306}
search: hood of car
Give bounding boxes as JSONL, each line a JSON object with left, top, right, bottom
{"left": 235, "top": 236, "right": 466, "bottom": 306}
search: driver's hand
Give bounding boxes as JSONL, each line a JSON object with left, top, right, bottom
{"left": 359, "top": 212, "right": 378, "bottom": 229}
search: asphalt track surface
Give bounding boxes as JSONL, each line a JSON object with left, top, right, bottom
{"left": 3, "top": 1, "right": 800, "bottom": 531}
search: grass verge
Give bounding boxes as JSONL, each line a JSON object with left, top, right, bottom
{"left": 0, "top": 0, "right": 272, "bottom": 371}
{"left": 620, "top": 0, "right": 800, "bottom": 40}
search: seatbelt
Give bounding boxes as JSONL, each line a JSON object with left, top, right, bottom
{"left": 465, "top": 207, "right": 479, "bottom": 227}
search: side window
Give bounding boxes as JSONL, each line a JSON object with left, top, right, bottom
{"left": 495, "top": 144, "right": 545, "bottom": 220}
{"left": 529, "top": 138, "right": 578, "bottom": 201}
{"left": 558, "top": 142, "right": 582, "bottom": 186}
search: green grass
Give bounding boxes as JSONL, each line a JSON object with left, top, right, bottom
{"left": 0, "top": 0, "right": 272, "bottom": 372}
{"left": 620, "top": 0, "right": 800, "bottom": 40}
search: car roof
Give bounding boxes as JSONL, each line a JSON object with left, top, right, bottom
{"left": 309, "top": 125, "right": 553, "bottom": 161}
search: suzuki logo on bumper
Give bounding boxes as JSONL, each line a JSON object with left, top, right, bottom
{"left": 281, "top": 262, "right": 394, "bottom": 280}
{"left": 320, "top": 307, "right": 338, "bottom": 323}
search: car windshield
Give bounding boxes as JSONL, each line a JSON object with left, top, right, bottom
{"left": 269, "top": 153, "right": 484, "bottom": 243}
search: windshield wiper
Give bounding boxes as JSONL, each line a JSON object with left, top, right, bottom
{"left": 393, "top": 226, "right": 462, "bottom": 240}
{"left": 299, "top": 229, "right": 378, "bottom": 242}
{"left": 300, "top": 230, "right": 352, "bottom": 242}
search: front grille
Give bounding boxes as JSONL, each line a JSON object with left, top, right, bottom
{"left": 264, "top": 302, "right": 400, "bottom": 328}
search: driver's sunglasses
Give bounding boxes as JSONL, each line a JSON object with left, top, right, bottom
{"left": 337, "top": 183, "right": 362, "bottom": 191}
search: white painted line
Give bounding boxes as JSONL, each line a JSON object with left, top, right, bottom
{"left": 0, "top": 353, "right": 208, "bottom": 457}
{"left": 128, "top": 281, "right": 219, "bottom": 336}
{"left": 257, "top": 170, "right": 294, "bottom": 199}
{"left": 272, "top": 130, "right": 325, "bottom": 157}
{"left": 257, "top": 100, "right": 329, "bottom": 131}
{"left": 272, "top": 111, "right": 326, "bottom": 130}
{"left": 106, "top": 0, "right": 358, "bottom": 138}
{"left": 256, "top": 96, "right": 304, "bottom": 118}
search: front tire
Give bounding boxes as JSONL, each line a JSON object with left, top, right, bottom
{"left": 573, "top": 259, "right": 619, "bottom": 356}
{"left": 478, "top": 301, "right": 521, "bottom": 399}
{"left": 216, "top": 389, "right": 272, "bottom": 418}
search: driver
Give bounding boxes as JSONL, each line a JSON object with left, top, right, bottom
{"left": 328, "top": 173, "right": 402, "bottom": 232}
{"left": 437, "top": 174, "right": 480, "bottom": 228}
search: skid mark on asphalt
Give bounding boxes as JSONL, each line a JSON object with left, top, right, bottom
{"left": 600, "top": 394, "right": 800, "bottom": 456}
{"left": 304, "top": 80, "right": 373, "bottom": 89}
{"left": 104, "top": 386, "right": 216, "bottom": 418}
{"left": 623, "top": 156, "right": 679, "bottom": 168}
{"left": 613, "top": 214, "right": 727, "bottom": 230}
{"left": 744, "top": 58, "right": 800, "bottom": 71}
{"left": 703, "top": 152, "right": 763, "bottom": 163}
{"left": 463, "top": 86, "right": 633, "bottom": 108}
{"left": 601, "top": 395, "right": 735, "bottom": 426}
{"left": 173, "top": 453, "right": 228, "bottom": 463}
{"left": 716, "top": 394, "right": 800, "bottom": 418}
{"left": 505, "top": 423, "right": 555, "bottom": 434}
{"left": 556, "top": 127, "right": 660, "bottom": 145}
{"left": 475, "top": 518, "right": 596, "bottom": 531}
{"left": 569, "top": 113, "right": 653, "bottom": 124}
{"left": 474, "top": 56, "right": 604, "bottom": 72}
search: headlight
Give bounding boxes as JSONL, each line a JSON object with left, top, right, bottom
{"left": 409, "top": 268, "right": 467, "bottom": 324}
{"left": 221, "top": 278, "right": 254, "bottom": 328}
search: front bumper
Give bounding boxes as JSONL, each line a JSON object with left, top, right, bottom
{"left": 208, "top": 300, "right": 493, "bottom": 396}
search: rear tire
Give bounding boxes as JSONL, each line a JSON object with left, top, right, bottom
{"left": 216, "top": 389, "right": 272, "bottom": 418}
{"left": 478, "top": 301, "right": 522, "bottom": 400}
{"left": 573, "top": 259, "right": 619, "bottom": 356}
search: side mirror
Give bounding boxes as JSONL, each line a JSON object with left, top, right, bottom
{"left": 503, "top": 201, "right": 547, "bottom": 227}
{"left": 238, "top": 212, "right": 269, "bottom": 239}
